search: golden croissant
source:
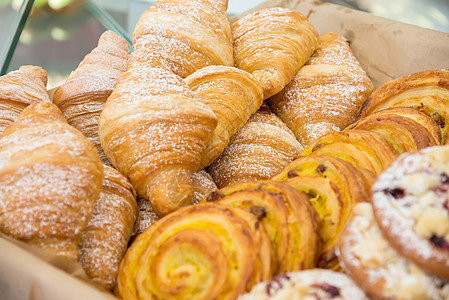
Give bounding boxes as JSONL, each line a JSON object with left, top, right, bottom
{"left": 185, "top": 65, "right": 264, "bottom": 168}
{"left": 208, "top": 104, "right": 303, "bottom": 188}
{"left": 117, "top": 202, "right": 272, "bottom": 300}
{"left": 232, "top": 7, "right": 319, "bottom": 99}
{"left": 269, "top": 32, "right": 374, "bottom": 146}
{"left": 53, "top": 30, "right": 130, "bottom": 165}
{"left": 0, "top": 65, "right": 50, "bottom": 135}
{"left": 0, "top": 102, "right": 103, "bottom": 261}
{"left": 98, "top": 50, "right": 217, "bottom": 216}
{"left": 132, "top": 0, "right": 233, "bottom": 78}
{"left": 79, "top": 165, "right": 137, "bottom": 291}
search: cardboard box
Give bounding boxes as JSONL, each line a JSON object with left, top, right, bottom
{"left": 1, "top": 0, "right": 448, "bottom": 299}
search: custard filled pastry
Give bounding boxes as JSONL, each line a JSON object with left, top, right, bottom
{"left": 356, "top": 69, "right": 449, "bottom": 143}
{"left": 346, "top": 106, "right": 441, "bottom": 154}
{"left": 53, "top": 30, "right": 130, "bottom": 165}
{"left": 273, "top": 155, "right": 372, "bottom": 270}
{"left": 133, "top": 0, "right": 233, "bottom": 78}
{"left": 0, "top": 102, "right": 103, "bottom": 261}
{"left": 206, "top": 180, "right": 319, "bottom": 274}
{"left": 301, "top": 129, "right": 398, "bottom": 176}
{"left": 232, "top": 7, "right": 319, "bottom": 99}
{"left": 0, "top": 65, "right": 50, "bottom": 135}
{"left": 208, "top": 104, "right": 302, "bottom": 188}
{"left": 98, "top": 50, "right": 217, "bottom": 216}
{"left": 79, "top": 165, "right": 137, "bottom": 291}
{"left": 117, "top": 202, "right": 272, "bottom": 300}
{"left": 269, "top": 32, "right": 374, "bottom": 146}
{"left": 185, "top": 66, "right": 264, "bottom": 168}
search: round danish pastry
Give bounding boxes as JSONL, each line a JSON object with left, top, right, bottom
{"left": 338, "top": 202, "right": 449, "bottom": 299}
{"left": 371, "top": 145, "right": 449, "bottom": 280}
{"left": 237, "top": 269, "right": 367, "bottom": 300}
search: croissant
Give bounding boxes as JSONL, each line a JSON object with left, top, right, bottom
{"left": 132, "top": 0, "right": 233, "bottom": 78}
{"left": 356, "top": 69, "right": 449, "bottom": 143}
{"left": 79, "top": 165, "right": 137, "bottom": 291}
{"left": 272, "top": 155, "right": 372, "bottom": 269}
{"left": 346, "top": 107, "right": 440, "bottom": 154}
{"left": 185, "top": 66, "right": 264, "bottom": 168}
{"left": 98, "top": 50, "right": 217, "bottom": 216}
{"left": 0, "top": 102, "right": 103, "bottom": 261}
{"left": 117, "top": 202, "right": 272, "bottom": 300}
{"left": 269, "top": 32, "right": 374, "bottom": 146}
{"left": 53, "top": 31, "right": 130, "bottom": 165}
{"left": 232, "top": 7, "right": 319, "bottom": 99}
{"left": 205, "top": 180, "right": 319, "bottom": 274}
{"left": 0, "top": 65, "right": 50, "bottom": 135}
{"left": 301, "top": 129, "right": 398, "bottom": 176}
{"left": 208, "top": 104, "right": 303, "bottom": 188}
{"left": 232, "top": 7, "right": 318, "bottom": 99}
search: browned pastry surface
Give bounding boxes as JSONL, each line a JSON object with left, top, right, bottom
{"left": 133, "top": 0, "right": 233, "bottom": 78}
{"left": 356, "top": 69, "right": 449, "bottom": 143}
{"left": 53, "top": 31, "right": 130, "bottom": 165}
{"left": 208, "top": 104, "right": 303, "bottom": 188}
{"left": 269, "top": 32, "right": 374, "bottom": 146}
{"left": 232, "top": 7, "right": 319, "bottom": 99}
{"left": 79, "top": 165, "right": 137, "bottom": 291}
{"left": 0, "top": 65, "right": 50, "bottom": 135}
{"left": 185, "top": 65, "right": 264, "bottom": 168}
{"left": 0, "top": 102, "right": 103, "bottom": 261}
{"left": 98, "top": 49, "right": 217, "bottom": 216}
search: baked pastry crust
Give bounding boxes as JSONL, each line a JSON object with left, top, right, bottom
{"left": 98, "top": 51, "right": 217, "bottom": 216}
{"left": 356, "top": 69, "right": 449, "bottom": 143}
{"left": 232, "top": 7, "right": 319, "bottom": 99}
{"left": 117, "top": 202, "right": 272, "bottom": 300}
{"left": 185, "top": 66, "right": 264, "bottom": 168}
{"left": 0, "top": 102, "right": 103, "bottom": 261}
{"left": 133, "top": 0, "right": 233, "bottom": 78}
{"left": 0, "top": 65, "right": 50, "bottom": 135}
{"left": 79, "top": 165, "right": 137, "bottom": 291}
{"left": 208, "top": 104, "right": 302, "bottom": 188}
{"left": 53, "top": 31, "right": 130, "bottom": 165}
{"left": 270, "top": 32, "right": 373, "bottom": 146}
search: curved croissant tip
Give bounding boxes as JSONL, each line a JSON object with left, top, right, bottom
{"left": 99, "top": 30, "right": 130, "bottom": 53}
{"left": 19, "top": 65, "right": 48, "bottom": 87}
{"left": 19, "top": 102, "right": 63, "bottom": 120}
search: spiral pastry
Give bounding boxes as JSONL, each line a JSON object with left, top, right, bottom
{"left": 117, "top": 202, "right": 272, "bottom": 300}
{"left": 207, "top": 180, "right": 319, "bottom": 274}
{"left": 272, "top": 155, "right": 374, "bottom": 269}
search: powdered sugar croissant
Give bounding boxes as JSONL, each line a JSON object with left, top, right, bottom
{"left": 133, "top": 0, "right": 233, "bottom": 78}
{"left": 232, "top": 7, "right": 319, "bottom": 99}
{"left": 53, "top": 31, "right": 130, "bottom": 165}
{"left": 269, "top": 33, "right": 374, "bottom": 146}
{"left": 0, "top": 65, "right": 50, "bottom": 135}
{"left": 98, "top": 50, "right": 217, "bottom": 216}
{"left": 0, "top": 102, "right": 103, "bottom": 261}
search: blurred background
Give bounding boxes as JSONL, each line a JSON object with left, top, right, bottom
{"left": 1, "top": 0, "right": 449, "bottom": 89}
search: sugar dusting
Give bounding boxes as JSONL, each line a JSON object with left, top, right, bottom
{"left": 269, "top": 33, "right": 373, "bottom": 146}
{"left": 339, "top": 202, "right": 449, "bottom": 299}
{"left": 208, "top": 106, "right": 303, "bottom": 188}
{"left": 371, "top": 146, "right": 449, "bottom": 267}
{"left": 238, "top": 269, "right": 367, "bottom": 300}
